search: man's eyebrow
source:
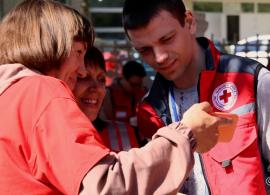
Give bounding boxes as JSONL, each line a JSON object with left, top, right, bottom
{"left": 134, "top": 45, "right": 149, "bottom": 50}
{"left": 159, "top": 31, "right": 175, "bottom": 41}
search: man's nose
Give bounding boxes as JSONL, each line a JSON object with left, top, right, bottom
{"left": 154, "top": 47, "right": 168, "bottom": 64}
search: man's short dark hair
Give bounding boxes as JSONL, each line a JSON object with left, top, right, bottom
{"left": 122, "top": 0, "right": 186, "bottom": 32}
{"left": 123, "top": 60, "right": 146, "bottom": 80}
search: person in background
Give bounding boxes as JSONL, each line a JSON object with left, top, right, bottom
{"left": 122, "top": 0, "right": 270, "bottom": 194}
{"left": 102, "top": 60, "right": 147, "bottom": 126}
{"left": 0, "top": 0, "right": 230, "bottom": 194}
{"left": 74, "top": 46, "right": 140, "bottom": 151}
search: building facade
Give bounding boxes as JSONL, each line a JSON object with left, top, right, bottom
{"left": 1, "top": 0, "right": 270, "bottom": 44}
{"left": 194, "top": 0, "right": 270, "bottom": 43}
{"left": 89, "top": 0, "right": 270, "bottom": 43}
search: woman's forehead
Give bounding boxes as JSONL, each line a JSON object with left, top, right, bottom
{"left": 86, "top": 63, "right": 105, "bottom": 72}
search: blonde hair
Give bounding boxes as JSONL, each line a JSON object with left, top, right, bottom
{"left": 0, "top": 0, "right": 94, "bottom": 73}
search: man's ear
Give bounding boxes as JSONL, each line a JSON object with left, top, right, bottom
{"left": 185, "top": 10, "right": 196, "bottom": 35}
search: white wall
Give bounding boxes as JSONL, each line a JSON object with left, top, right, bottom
{"left": 203, "top": 13, "right": 223, "bottom": 41}
{"left": 241, "top": 14, "right": 270, "bottom": 39}
{"left": 201, "top": 1, "right": 270, "bottom": 42}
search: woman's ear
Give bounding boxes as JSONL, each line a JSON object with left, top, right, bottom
{"left": 185, "top": 10, "right": 197, "bottom": 35}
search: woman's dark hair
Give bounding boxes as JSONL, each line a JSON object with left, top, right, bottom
{"left": 85, "top": 46, "right": 105, "bottom": 71}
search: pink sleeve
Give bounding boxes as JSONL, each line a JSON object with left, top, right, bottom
{"left": 31, "top": 97, "right": 109, "bottom": 195}
{"left": 80, "top": 125, "right": 194, "bottom": 194}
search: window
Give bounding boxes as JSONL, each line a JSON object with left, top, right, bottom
{"left": 193, "top": 2, "right": 222, "bottom": 12}
{"left": 96, "top": 32, "right": 126, "bottom": 40}
{"left": 91, "top": 13, "right": 123, "bottom": 27}
{"left": 89, "top": 0, "right": 124, "bottom": 40}
{"left": 89, "top": 0, "right": 124, "bottom": 8}
{"left": 241, "top": 3, "right": 254, "bottom": 13}
{"left": 227, "top": 15, "right": 239, "bottom": 43}
{"left": 258, "top": 3, "right": 270, "bottom": 13}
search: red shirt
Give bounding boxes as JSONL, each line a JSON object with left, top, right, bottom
{"left": 0, "top": 75, "right": 109, "bottom": 194}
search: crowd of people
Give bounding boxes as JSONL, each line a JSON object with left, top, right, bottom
{"left": 0, "top": 0, "right": 269, "bottom": 195}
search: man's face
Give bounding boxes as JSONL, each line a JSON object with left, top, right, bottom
{"left": 127, "top": 10, "right": 196, "bottom": 84}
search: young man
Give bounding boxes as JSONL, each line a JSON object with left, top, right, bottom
{"left": 122, "top": 0, "right": 270, "bottom": 194}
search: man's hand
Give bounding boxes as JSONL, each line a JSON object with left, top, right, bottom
{"left": 181, "top": 102, "right": 232, "bottom": 153}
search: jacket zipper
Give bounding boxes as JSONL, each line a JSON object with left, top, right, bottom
{"left": 198, "top": 72, "right": 212, "bottom": 195}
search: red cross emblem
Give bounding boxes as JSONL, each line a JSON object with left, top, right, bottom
{"left": 219, "top": 89, "right": 232, "bottom": 103}
{"left": 212, "top": 82, "right": 238, "bottom": 111}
